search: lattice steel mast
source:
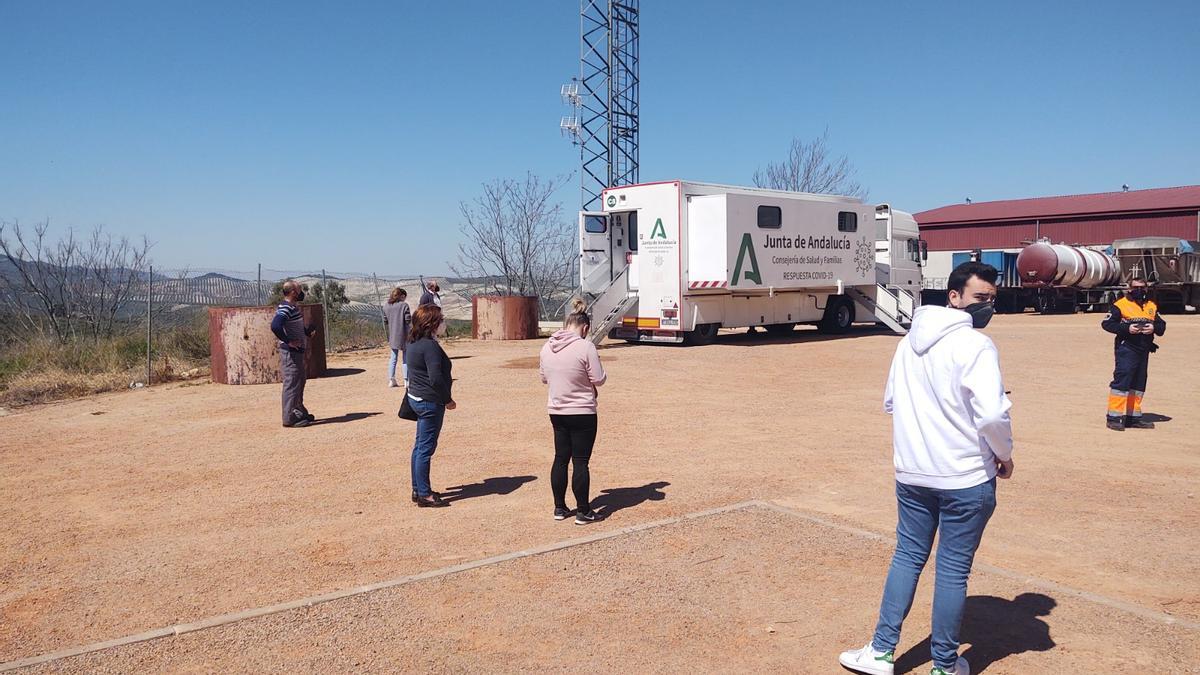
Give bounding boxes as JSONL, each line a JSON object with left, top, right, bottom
{"left": 562, "top": 0, "right": 640, "bottom": 211}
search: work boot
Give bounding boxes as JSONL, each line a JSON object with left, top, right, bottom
{"left": 1106, "top": 417, "right": 1125, "bottom": 432}
{"left": 1125, "top": 417, "right": 1155, "bottom": 429}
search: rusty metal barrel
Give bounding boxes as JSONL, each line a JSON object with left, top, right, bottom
{"left": 208, "top": 305, "right": 326, "bottom": 384}
{"left": 471, "top": 295, "right": 539, "bottom": 340}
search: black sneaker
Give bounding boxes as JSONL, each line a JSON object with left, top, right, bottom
{"left": 413, "top": 490, "right": 439, "bottom": 503}
{"left": 1126, "top": 417, "right": 1155, "bottom": 429}
{"left": 416, "top": 493, "right": 449, "bottom": 508}
{"left": 305, "top": 413, "right": 316, "bottom": 422}
{"left": 1106, "top": 417, "right": 1125, "bottom": 432}
{"left": 575, "top": 510, "right": 602, "bottom": 525}
{"left": 285, "top": 418, "right": 311, "bottom": 428}
{"left": 554, "top": 507, "right": 571, "bottom": 521}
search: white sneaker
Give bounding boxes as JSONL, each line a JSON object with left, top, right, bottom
{"left": 838, "top": 642, "right": 894, "bottom": 675}
{"left": 930, "top": 657, "right": 969, "bottom": 675}
{"left": 388, "top": 379, "right": 399, "bottom": 388}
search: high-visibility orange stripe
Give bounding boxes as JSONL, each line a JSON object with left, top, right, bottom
{"left": 1130, "top": 393, "right": 1144, "bottom": 416}
{"left": 636, "top": 317, "right": 660, "bottom": 328}
{"left": 1108, "top": 394, "right": 1127, "bottom": 415}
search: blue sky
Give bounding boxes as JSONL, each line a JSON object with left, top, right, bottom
{"left": 2, "top": 0, "right": 1197, "bottom": 275}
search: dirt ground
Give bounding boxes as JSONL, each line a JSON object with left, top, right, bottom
{"left": 2, "top": 313, "right": 1198, "bottom": 672}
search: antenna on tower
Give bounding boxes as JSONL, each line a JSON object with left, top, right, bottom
{"left": 560, "top": 81, "right": 581, "bottom": 144}
{"left": 560, "top": 0, "right": 640, "bottom": 211}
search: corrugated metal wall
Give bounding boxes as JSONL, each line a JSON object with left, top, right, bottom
{"left": 922, "top": 210, "right": 1199, "bottom": 251}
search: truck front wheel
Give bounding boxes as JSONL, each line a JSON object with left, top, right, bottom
{"left": 818, "top": 297, "right": 855, "bottom": 334}
{"left": 683, "top": 322, "right": 720, "bottom": 345}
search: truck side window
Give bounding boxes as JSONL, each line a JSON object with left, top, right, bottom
{"left": 584, "top": 216, "right": 606, "bottom": 233}
{"left": 757, "top": 206, "right": 782, "bottom": 229}
{"left": 838, "top": 211, "right": 858, "bottom": 232}
{"left": 628, "top": 211, "right": 638, "bottom": 251}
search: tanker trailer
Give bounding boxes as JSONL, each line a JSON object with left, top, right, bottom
{"left": 1110, "top": 237, "right": 1200, "bottom": 313}
{"left": 1015, "top": 241, "right": 1123, "bottom": 313}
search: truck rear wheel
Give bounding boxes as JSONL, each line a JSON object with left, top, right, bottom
{"left": 818, "top": 297, "right": 855, "bottom": 334}
{"left": 683, "top": 322, "right": 720, "bottom": 346}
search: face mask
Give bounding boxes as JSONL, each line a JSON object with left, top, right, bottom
{"left": 962, "top": 301, "right": 995, "bottom": 329}
{"left": 1129, "top": 289, "right": 1147, "bottom": 301}
{"left": 296, "top": 291, "right": 306, "bottom": 302}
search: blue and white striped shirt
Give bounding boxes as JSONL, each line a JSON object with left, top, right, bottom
{"left": 272, "top": 302, "right": 306, "bottom": 351}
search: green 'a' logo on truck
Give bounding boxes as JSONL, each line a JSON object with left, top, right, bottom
{"left": 731, "top": 233, "right": 762, "bottom": 285}
{"left": 650, "top": 218, "right": 667, "bottom": 239}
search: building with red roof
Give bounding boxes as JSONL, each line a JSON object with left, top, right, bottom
{"left": 914, "top": 185, "right": 1200, "bottom": 251}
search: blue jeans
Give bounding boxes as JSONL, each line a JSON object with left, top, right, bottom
{"left": 873, "top": 478, "right": 997, "bottom": 669}
{"left": 388, "top": 348, "right": 407, "bottom": 382}
{"left": 410, "top": 397, "right": 445, "bottom": 496}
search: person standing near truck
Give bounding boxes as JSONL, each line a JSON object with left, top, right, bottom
{"left": 539, "top": 298, "right": 607, "bottom": 524}
{"left": 1102, "top": 277, "right": 1166, "bottom": 431}
{"left": 840, "top": 261, "right": 1013, "bottom": 675}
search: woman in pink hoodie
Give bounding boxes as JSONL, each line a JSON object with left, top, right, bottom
{"left": 539, "top": 298, "right": 607, "bottom": 524}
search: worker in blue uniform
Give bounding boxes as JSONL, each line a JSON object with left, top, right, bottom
{"left": 1101, "top": 278, "right": 1166, "bottom": 431}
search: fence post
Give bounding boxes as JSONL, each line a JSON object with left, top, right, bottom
{"left": 321, "top": 268, "right": 330, "bottom": 353}
{"left": 146, "top": 265, "right": 153, "bottom": 386}
{"left": 257, "top": 263, "right": 263, "bottom": 305}
{"left": 371, "top": 273, "right": 386, "bottom": 327}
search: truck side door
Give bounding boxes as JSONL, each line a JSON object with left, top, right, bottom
{"left": 580, "top": 211, "right": 612, "bottom": 295}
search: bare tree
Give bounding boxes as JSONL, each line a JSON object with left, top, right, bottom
{"left": 452, "top": 173, "right": 577, "bottom": 319}
{"left": 0, "top": 220, "right": 153, "bottom": 342}
{"left": 752, "top": 130, "right": 868, "bottom": 199}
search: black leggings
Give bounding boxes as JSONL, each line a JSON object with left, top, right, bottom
{"left": 550, "top": 414, "right": 597, "bottom": 512}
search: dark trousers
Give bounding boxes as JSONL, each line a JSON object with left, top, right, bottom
{"left": 1107, "top": 344, "right": 1149, "bottom": 419}
{"left": 550, "top": 414, "right": 598, "bottom": 512}
{"left": 280, "top": 348, "right": 308, "bottom": 425}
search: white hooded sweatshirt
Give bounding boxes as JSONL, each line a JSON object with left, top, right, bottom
{"left": 885, "top": 305, "right": 1013, "bottom": 489}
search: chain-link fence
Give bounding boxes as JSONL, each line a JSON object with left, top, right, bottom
{"left": 129, "top": 265, "right": 492, "bottom": 386}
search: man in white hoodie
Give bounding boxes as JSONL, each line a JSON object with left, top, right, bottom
{"left": 840, "top": 261, "right": 1013, "bottom": 675}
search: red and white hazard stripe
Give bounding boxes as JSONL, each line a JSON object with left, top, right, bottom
{"left": 688, "top": 280, "right": 729, "bottom": 289}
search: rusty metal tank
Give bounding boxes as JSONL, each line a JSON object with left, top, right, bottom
{"left": 208, "top": 305, "right": 326, "bottom": 384}
{"left": 1016, "top": 242, "right": 1122, "bottom": 289}
{"left": 471, "top": 295, "right": 538, "bottom": 340}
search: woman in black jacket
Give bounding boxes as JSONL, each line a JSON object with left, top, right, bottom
{"left": 405, "top": 304, "right": 456, "bottom": 507}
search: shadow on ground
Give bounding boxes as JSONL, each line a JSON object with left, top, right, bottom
{"left": 591, "top": 481, "right": 670, "bottom": 518}
{"left": 442, "top": 475, "right": 537, "bottom": 503}
{"left": 719, "top": 324, "right": 893, "bottom": 347}
{"left": 893, "top": 593, "right": 1056, "bottom": 674}
{"left": 312, "top": 412, "right": 381, "bottom": 425}
{"left": 1142, "top": 412, "right": 1172, "bottom": 423}
{"left": 322, "top": 368, "right": 366, "bottom": 378}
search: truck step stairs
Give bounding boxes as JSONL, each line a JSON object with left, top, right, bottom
{"left": 586, "top": 266, "right": 637, "bottom": 345}
{"left": 846, "top": 283, "right": 918, "bottom": 335}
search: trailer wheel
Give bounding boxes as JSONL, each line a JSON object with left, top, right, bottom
{"left": 765, "top": 322, "right": 795, "bottom": 335}
{"left": 683, "top": 322, "right": 720, "bottom": 346}
{"left": 818, "top": 297, "right": 855, "bottom": 334}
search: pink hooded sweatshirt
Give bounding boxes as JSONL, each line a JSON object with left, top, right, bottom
{"left": 539, "top": 329, "right": 607, "bottom": 415}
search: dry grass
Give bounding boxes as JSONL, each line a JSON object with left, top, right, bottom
{"left": 0, "top": 314, "right": 473, "bottom": 407}
{"left": 0, "top": 314, "right": 211, "bottom": 407}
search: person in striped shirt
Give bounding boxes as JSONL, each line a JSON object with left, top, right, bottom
{"left": 270, "top": 280, "right": 317, "bottom": 427}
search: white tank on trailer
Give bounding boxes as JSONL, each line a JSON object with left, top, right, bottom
{"left": 1016, "top": 242, "right": 1121, "bottom": 289}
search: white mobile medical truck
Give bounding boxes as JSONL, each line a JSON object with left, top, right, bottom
{"left": 580, "top": 180, "right": 926, "bottom": 345}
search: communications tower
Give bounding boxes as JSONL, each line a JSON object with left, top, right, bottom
{"left": 561, "top": 0, "right": 640, "bottom": 211}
